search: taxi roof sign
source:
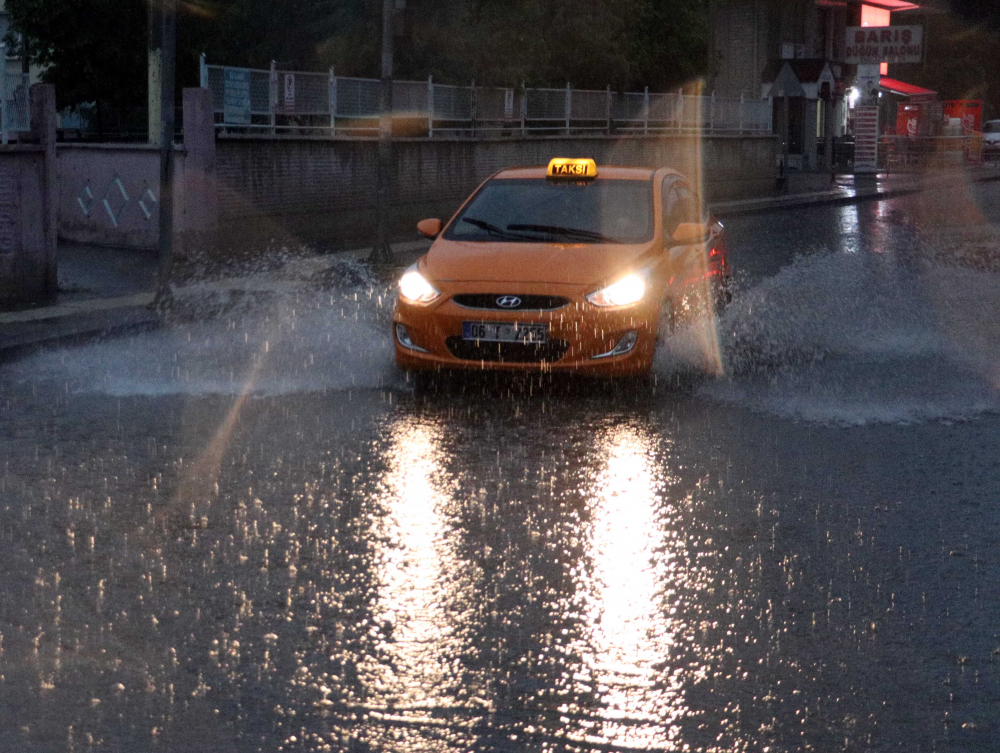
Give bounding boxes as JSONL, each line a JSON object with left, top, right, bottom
{"left": 546, "top": 158, "right": 598, "bottom": 179}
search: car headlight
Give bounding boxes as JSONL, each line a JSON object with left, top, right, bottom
{"left": 586, "top": 273, "right": 646, "bottom": 307}
{"left": 398, "top": 264, "right": 440, "bottom": 304}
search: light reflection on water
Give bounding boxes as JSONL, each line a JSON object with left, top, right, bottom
{"left": 361, "top": 416, "right": 471, "bottom": 746}
{"left": 583, "top": 425, "right": 682, "bottom": 749}
{"left": 315, "top": 411, "right": 729, "bottom": 751}
{"left": 3, "top": 376, "right": 998, "bottom": 751}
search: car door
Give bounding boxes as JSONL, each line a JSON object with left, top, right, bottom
{"left": 661, "top": 178, "right": 709, "bottom": 281}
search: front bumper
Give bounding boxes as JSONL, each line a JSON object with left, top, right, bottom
{"left": 392, "top": 282, "right": 660, "bottom": 376}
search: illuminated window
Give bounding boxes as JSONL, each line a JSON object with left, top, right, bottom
{"left": 861, "top": 5, "right": 891, "bottom": 27}
{"left": 861, "top": 6, "right": 892, "bottom": 75}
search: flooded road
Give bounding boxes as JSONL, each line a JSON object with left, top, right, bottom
{"left": 2, "top": 181, "right": 1000, "bottom": 752}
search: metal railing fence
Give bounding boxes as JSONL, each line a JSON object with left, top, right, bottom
{"left": 1, "top": 71, "right": 30, "bottom": 142}
{"left": 200, "top": 55, "right": 773, "bottom": 137}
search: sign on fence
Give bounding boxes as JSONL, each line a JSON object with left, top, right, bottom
{"left": 845, "top": 25, "right": 923, "bottom": 65}
{"left": 223, "top": 68, "right": 251, "bottom": 125}
{"left": 504, "top": 90, "right": 514, "bottom": 118}
{"left": 284, "top": 74, "right": 296, "bottom": 111}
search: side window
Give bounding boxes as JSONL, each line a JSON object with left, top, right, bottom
{"left": 662, "top": 180, "right": 701, "bottom": 237}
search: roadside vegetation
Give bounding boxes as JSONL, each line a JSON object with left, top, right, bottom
{"left": 5, "top": 0, "right": 708, "bottom": 119}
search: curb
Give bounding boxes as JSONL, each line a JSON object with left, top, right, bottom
{"left": 712, "top": 169, "right": 1000, "bottom": 218}
{"left": 0, "top": 305, "right": 160, "bottom": 364}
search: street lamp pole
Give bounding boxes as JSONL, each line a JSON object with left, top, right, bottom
{"left": 370, "top": 0, "right": 394, "bottom": 265}
{"left": 155, "top": 0, "right": 177, "bottom": 306}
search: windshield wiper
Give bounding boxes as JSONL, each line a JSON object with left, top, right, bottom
{"left": 506, "top": 224, "right": 622, "bottom": 243}
{"left": 461, "top": 217, "right": 542, "bottom": 240}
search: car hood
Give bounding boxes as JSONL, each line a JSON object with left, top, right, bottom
{"left": 421, "top": 239, "right": 655, "bottom": 285}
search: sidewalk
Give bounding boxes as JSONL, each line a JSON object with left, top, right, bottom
{"left": 712, "top": 165, "right": 1000, "bottom": 217}
{"left": 4, "top": 165, "right": 999, "bottom": 359}
{"left": 0, "top": 245, "right": 160, "bottom": 360}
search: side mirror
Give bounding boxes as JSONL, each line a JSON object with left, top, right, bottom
{"left": 417, "top": 218, "right": 443, "bottom": 239}
{"left": 668, "top": 222, "right": 710, "bottom": 247}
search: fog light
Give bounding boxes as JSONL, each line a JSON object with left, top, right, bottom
{"left": 395, "top": 324, "right": 429, "bottom": 353}
{"left": 592, "top": 330, "right": 638, "bottom": 359}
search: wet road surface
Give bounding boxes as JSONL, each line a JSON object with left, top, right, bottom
{"left": 2, "top": 180, "right": 1000, "bottom": 752}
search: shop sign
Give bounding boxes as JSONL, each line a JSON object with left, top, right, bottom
{"left": 845, "top": 25, "right": 923, "bottom": 65}
{"left": 855, "top": 64, "right": 881, "bottom": 107}
{"left": 854, "top": 105, "right": 879, "bottom": 173}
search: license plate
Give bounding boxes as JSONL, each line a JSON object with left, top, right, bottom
{"left": 462, "top": 321, "right": 548, "bottom": 344}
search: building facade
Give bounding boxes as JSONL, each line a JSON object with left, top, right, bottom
{"left": 709, "top": 0, "right": 927, "bottom": 170}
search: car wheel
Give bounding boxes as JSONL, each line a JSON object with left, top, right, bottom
{"left": 656, "top": 297, "right": 676, "bottom": 343}
{"left": 409, "top": 369, "right": 436, "bottom": 393}
{"left": 715, "top": 274, "right": 733, "bottom": 312}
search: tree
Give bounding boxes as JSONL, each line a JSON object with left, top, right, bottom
{"left": 7, "top": 0, "right": 711, "bottom": 133}
{"left": 314, "top": 0, "right": 710, "bottom": 90}
{"left": 898, "top": 10, "right": 1000, "bottom": 119}
{"left": 6, "top": 0, "right": 148, "bottom": 130}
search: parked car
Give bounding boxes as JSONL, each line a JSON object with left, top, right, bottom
{"left": 982, "top": 120, "right": 1000, "bottom": 160}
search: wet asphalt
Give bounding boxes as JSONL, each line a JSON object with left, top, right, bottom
{"left": 2, "top": 180, "right": 1000, "bottom": 752}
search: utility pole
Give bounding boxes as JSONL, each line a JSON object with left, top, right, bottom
{"left": 369, "top": 0, "right": 394, "bottom": 265}
{"left": 154, "top": 0, "right": 177, "bottom": 306}
{"left": 148, "top": 0, "right": 163, "bottom": 145}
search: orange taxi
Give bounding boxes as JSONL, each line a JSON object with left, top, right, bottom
{"left": 392, "top": 158, "right": 730, "bottom": 377}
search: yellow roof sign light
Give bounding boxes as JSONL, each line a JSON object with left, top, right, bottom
{"left": 546, "top": 157, "right": 598, "bottom": 179}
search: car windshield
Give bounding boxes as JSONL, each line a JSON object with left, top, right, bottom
{"left": 985, "top": 121, "right": 1000, "bottom": 133}
{"left": 444, "top": 178, "right": 653, "bottom": 243}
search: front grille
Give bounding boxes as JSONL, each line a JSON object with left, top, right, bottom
{"left": 446, "top": 336, "right": 570, "bottom": 364}
{"left": 452, "top": 294, "right": 571, "bottom": 311}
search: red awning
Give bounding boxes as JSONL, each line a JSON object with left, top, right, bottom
{"left": 862, "top": 0, "right": 920, "bottom": 10}
{"left": 880, "top": 77, "right": 936, "bottom": 101}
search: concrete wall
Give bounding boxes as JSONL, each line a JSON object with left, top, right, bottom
{"left": 0, "top": 85, "right": 57, "bottom": 308}
{"left": 57, "top": 88, "right": 218, "bottom": 257}
{"left": 54, "top": 87, "right": 776, "bottom": 254}
{"left": 58, "top": 144, "right": 181, "bottom": 249}
{"left": 0, "top": 147, "right": 51, "bottom": 303}
{"left": 215, "top": 133, "right": 778, "bottom": 249}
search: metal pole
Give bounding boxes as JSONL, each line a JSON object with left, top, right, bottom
{"left": 427, "top": 74, "right": 434, "bottom": 138}
{"left": 520, "top": 82, "right": 526, "bottom": 135}
{"left": 269, "top": 60, "right": 277, "bottom": 135}
{"left": 155, "top": 0, "right": 177, "bottom": 306}
{"left": 329, "top": 67, "right": 336, "bottom": 136}
{"left": 370, "top": 0, "right": 394, "bottom": 264}
{"left": 643, "top": 86, "right": 649, "bottom": 135}
{"left": 0, "top": 44, "right": 7, "bottom": 145}
{"left": 606, "top": 84, "right": 611, "bottom": 135}
{"left": 470, "top": 79, "right": 476, "bottom": 137}
{"left": 565, "top": 82, "right": 571, "bottom": 135}
{"left": 148, "top": 2, "right": 163, "bottom": 145}
{"left": 199, "top": 52, "right": 208, "bottom": 89}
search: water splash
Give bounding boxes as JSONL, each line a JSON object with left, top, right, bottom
{"left": 657, "top": 252, "right": 1000, "bottom": 425}
{"left": 6, "top": 283, "right": 400, "bottom": 397}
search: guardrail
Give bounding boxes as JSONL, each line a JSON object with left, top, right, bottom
{"left": 200, "top": 55, "right": 773, "bottom": 138}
